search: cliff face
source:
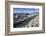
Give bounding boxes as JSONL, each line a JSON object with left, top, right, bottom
{"left": 25, "top": 15, "right": 39, "bottom": 27}
{"left": 13, "top": 13, "right": 39, "bottom": 28}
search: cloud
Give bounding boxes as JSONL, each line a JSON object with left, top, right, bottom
{"left": 13, "top": 8, "right": 39, "bottom": 13}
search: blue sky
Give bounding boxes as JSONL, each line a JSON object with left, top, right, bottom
{"left": 13, "top": 8, "right": 39, "bottom": 13}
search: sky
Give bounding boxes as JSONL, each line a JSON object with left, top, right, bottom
{"left": 13, "top": 8, "right": 39, "bottom": 13}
